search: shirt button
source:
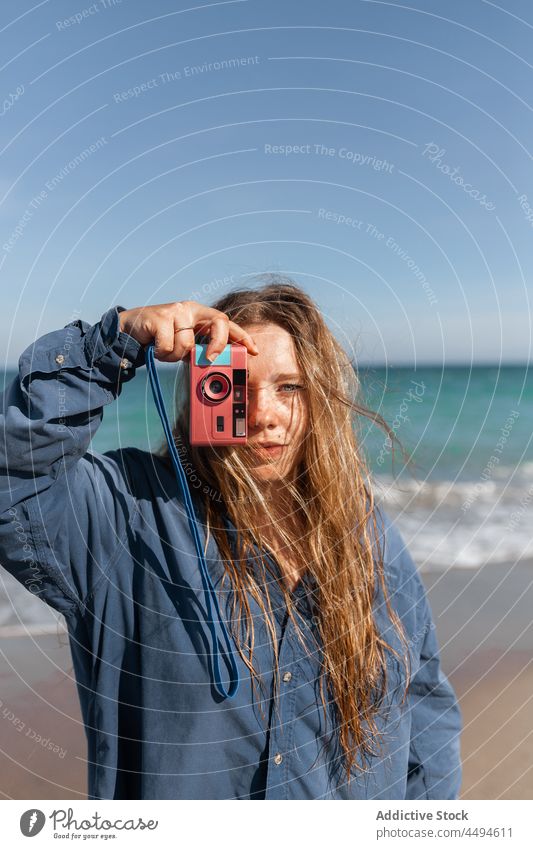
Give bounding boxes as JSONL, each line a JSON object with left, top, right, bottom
{"left": 282, "top": 671, "right": 292, "bottom": 683}
{"left": 119, "top": 358, "right": 132, "bottom": 370}
{"left": 273, "top": 753, "right": 283, "bottom": 765}
{"left": 55, "top": 354, "right": 65, "bottom": 365}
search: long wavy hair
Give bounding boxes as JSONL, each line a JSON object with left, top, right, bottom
{"left": 155, "top": 274, "right": 411, "bottom": 787}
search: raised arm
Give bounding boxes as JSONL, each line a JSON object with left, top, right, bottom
{"left": 0, "top": 306, "right": 146, "bottom": 616}
{"left": 0, "top": 301, "right": 259, "bottom": 618}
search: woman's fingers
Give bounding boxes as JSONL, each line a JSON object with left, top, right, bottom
{"left": 227, "top": 321, "right": 260, "bottom": 355}
{"left": 166, "top": 326, "right": 196, "bottom": 363}
{"left": 119, "top": 301, "right": 260, "bottom": 362}
{"left": 185, "top": 307, "right": 259, "bottom": 362}
{"left": 203, "top": 315, "right": 229, "bottom": 362}
{"left": 204, "top": 318, "right": 260, "bottom": 362}
{"left": 152, "top": 321, "right": 176, "bottom": 361}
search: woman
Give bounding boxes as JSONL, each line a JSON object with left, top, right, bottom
{"left": 0, "top": 278, "right": 461, "bottom": 800}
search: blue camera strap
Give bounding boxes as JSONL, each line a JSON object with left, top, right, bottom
{"left": 144, "top": 343, "right": 240, "bottom": 699}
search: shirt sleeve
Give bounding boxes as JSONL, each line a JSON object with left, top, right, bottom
{"left": 378, "top": 507, "right": 463, "bottom": 800}
{"left": 0, "top": 306, "right": 146, "bottom": 618}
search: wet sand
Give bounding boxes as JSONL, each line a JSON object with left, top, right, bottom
{"left": 0, "top": 630, "right": 86, "bottom": 799}
{"left": 424, "top": 559, "right": 533, "bottom": 800}
{"left": 1, "top": 560, "right": 532, "bottom": 799}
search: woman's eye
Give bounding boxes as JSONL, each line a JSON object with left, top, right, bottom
{"left": 279, "top": 383, "right": 304, "bottom": 392}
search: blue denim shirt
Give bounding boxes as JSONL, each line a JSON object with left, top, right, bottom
{"left": 0, "top": 307, "right": 462, "bottom": 800}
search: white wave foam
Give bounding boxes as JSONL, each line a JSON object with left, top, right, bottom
{"left": 374, "top": 464, "right": 533, "bottom": 570}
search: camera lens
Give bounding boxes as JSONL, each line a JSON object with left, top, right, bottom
{"left": 201, "top": 372, "right": 232, "bottom": 402}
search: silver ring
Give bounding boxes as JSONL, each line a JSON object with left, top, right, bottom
{"left": 174, "top": 326, "right": 195, "bottom": 333}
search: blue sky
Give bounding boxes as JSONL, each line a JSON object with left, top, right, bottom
{"left": 1, "top": 0, "right": 532, "bottom": 366}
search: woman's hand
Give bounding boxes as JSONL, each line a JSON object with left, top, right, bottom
{"left": 118, "top": 301, "right": 260, "bottom": 363}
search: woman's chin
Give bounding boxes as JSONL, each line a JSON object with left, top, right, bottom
{"left": 249, "top": 464, "right": 286, "bottom": 482}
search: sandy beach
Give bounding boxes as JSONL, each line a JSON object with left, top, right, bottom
{"left": 424, "top": 559, "right": 533, "bottom": 800}
{"left": 0, "top": 630, "right": 87, "bottom": 799}
{"left": 1, "top": 561, "right": 532, "bottom": 800}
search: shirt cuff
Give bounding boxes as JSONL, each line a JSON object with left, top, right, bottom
{"left": 84, "top": 306, "right": 146, "bottom": 371}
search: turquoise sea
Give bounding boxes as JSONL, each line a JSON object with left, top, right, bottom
{"left": 91, "top": 363, "right": 533, "bottom": 571}
{"left": 1, "top": 364, "right": 532, "bottom": 635}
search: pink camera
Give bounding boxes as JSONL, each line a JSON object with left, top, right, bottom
{"left": 189, "top": 344, "right": 247, "bottom": 445}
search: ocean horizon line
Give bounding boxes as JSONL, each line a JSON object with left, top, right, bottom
{"left": 2, "top": 360, "right": 532, "bottom": 372}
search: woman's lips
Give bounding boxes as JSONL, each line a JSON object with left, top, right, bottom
{"left": 254, "top": 444, "right": 287, "bottom": 459}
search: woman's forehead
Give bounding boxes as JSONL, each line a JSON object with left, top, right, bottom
{"left": 243, "top": 324, "right": 299, "bottom": 374}
{"left": 242, "top": 322, "right": 295, "bottom": 348}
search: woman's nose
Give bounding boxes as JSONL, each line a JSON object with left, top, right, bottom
{"left": 247, "top": 389, "right": 278, "bottom": 429}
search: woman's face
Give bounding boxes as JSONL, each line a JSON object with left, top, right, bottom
{"left": 242, "top": 323, "right": 308, "bottom": 483}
